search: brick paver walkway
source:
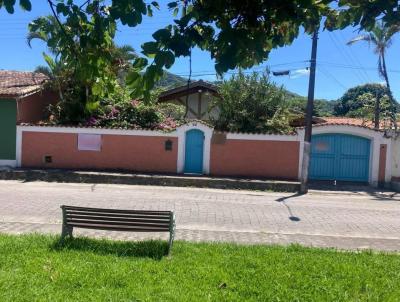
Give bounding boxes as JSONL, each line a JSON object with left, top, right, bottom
{"left": 1, "top": 180, "right": 400, "bottom": 251}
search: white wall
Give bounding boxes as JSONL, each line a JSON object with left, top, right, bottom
{"left": 391, "top": 137, "right": 400, "bottom": 179}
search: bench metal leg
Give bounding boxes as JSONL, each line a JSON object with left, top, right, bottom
{"left": 60, "top": 206, "right": 73, "bottom": 241}
{"left": 168, "top": 213, "right": 176, "bottom": 255}
{"left": 168, "top": 231, "right": 174, "bottom": 255}
{"left": 61, "top": 224, "right": 73, "bottom": 241}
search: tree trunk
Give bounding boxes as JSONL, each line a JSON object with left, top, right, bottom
{"left": 381, "top": 52, "right": 397, "bottom": 130}
{"left": 374, "top": 92, "right": 380, "bottom": 130}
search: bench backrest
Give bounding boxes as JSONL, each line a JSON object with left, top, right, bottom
{"left": 61, "top": 205, "right": 174, "bottom": 233}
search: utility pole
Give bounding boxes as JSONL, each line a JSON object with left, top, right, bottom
{"left": 300, "top": 29, "right": 319, "bottom": 194}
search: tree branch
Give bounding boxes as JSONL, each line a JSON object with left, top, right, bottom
{"left": 47, "top": 0, "right": 78, "bottom": 57}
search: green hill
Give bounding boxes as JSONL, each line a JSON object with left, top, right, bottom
{"left": 155, "top": 72, "right": 187, "bottom": 88}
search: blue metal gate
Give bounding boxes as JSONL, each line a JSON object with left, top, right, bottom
{"left": 310, "top": 134, "right": 370, "bottom": 182}
{"left": 184, "top": 129, "right": 204, "bottom": 174}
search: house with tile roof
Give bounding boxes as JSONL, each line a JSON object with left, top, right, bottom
{"left": 0, "top": 70, "right": 57, "bottom": 167}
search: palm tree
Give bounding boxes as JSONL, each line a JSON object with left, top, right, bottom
{"left": 28, "top": 16, "right": 137, "bottom": 69}
{"left": 113, "top": 45, "right": 137, "bottom": 64}
{"left": 27, "top": 16, "right": 61, "bottom": 55}
{"left": 111, "top": 44, "right": 137, "bottom": 81}
{"left": 347, "top": 21, "right": 399, "bottom": 129}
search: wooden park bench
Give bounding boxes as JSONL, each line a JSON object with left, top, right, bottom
{"left": 60, "top": 205, "right": 176, "bottom": 254}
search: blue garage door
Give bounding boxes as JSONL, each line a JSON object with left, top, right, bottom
{"left": 184, "top": 129, "right": 204, "bottom": 174}
{"left": 310, "top": 134, "right": 370, "bottom": 182}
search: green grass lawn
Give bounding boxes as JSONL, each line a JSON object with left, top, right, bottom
{"left": 1, "top": 234, "right": 400, "bottom": 301}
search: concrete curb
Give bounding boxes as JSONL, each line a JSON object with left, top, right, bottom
{"left": 0, "top": 169, "right": 300, "bottom": 192}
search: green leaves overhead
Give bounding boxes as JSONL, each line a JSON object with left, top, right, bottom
{"left": 19, "top": 0, "right": 31, "bottom": 11}
{"left": 142, "top": 41, "right": 159, "bottom": 57}
{"left": 0, "top": 0, "right": 15, "bottom": 13}
{"left": 5, "top": 0, "right": 400, "bottom": 102}
{"left": 0, "top": 0, "right": 31, "bottom": 13}
{"left": 110, "top": 0, "right": 159, "bottom": 26}
{"left": 152, "top": 28, "right": 171, "bottom": 42}
{"left": 332, "top": 0, "right": 400, "bottom": 31}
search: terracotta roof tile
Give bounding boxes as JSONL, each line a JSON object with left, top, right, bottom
{"left": 0, "top": 70, "right": 49, "bottom": 98}
{"left": 318, "top": 117, "right": 386, "bottom": 130}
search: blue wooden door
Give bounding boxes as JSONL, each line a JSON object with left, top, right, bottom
{"left": 310, "top": 134, "right": 370, "bottom": 182}
{"left": 184, "top": 129, "right": 204, "bottom": 174}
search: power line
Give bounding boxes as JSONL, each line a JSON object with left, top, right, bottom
{"left": 172, "top": 61, "right": 310, "bottom": 77}
{"left": 319, "top": 65, "right": 348, "bottom": 90}
{"left": 337, "top": 31, "right": 372, "bottom": 82}
{"left": 318, "top": 61, "right": 400, "bottom": 73}
{"left": 327, "top": 31, "right": 368, "bottom": 83}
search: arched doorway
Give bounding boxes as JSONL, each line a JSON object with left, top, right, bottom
{"left": 184, "top": 129, "right": 204, "bottom": 174}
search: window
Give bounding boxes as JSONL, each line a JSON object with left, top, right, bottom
{"left": 77, "top": 134, "right": 102, "bottom": 151}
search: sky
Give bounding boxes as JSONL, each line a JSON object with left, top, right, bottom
{"left": 1, "top": 1, "right": 400, "bottom": 101}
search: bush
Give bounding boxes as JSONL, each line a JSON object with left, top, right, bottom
{"left": 211, "top": 71, "right": 294, "bottom": 134}
{"left": 45, "top": 87, "right": 184, "bottom": 131}
{"left": 82, "top": 100, "right": 183, "bottom": 131}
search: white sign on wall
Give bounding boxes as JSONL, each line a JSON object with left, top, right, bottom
{"left": 77, "top": 134, "right": 102, "bottom": 151}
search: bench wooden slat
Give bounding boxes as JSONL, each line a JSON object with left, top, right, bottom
{"left": 66, "top": 219, "right": 170, "bottom": 228}
{"left": 65, "top": 211, "right": 170, "bottom": 220}
{"left": 66, "top": 214, "right": 170, "bottom": 224}
{"left": 62, "top": 206, "right": 171, "bottom": 215}
{"left": 68, "top": 223, "right": 170, "bottom": 232}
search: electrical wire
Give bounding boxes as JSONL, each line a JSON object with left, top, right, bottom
{"left": 327, "top": 31, "right": 368, "bottom": 83}
{"left": 319, "top": 66, "right": 348, "bottom": 90}
{"left": 318, "top": 61, "right": 400, "bottom": 73}
{"left": 337, "top": 30, "right": 372, "bottom": 82}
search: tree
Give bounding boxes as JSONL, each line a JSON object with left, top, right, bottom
{"left": 211, "top": 71, "right": 293, "bottom": 134}
{"left": 347, "top": 21, "right": 398, "bottom": 127}
{"left": 287, "top": 97, "right": 336, "bottom": 117}
{"left": 349, "top": 92, "right": 392, "bottom": 128}
{"left": 21, "top": 0, "right": 159, "bottom": 104}
{"left": 27, "top": 8, "right": 142, "bottom": 123}
{"left": 334, "top": 83, "right": 394, "bottom": 129}
{"left": 329, "top": 0, "right": 400, "bottom": 31}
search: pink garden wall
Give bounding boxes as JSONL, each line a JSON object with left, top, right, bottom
{"left": 21, "top": 131, "right": 178, "bottom": 173}
{"left": 210, "top": 139, "right": 300, "bottom": 180}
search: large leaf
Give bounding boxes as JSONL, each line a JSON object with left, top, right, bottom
{"left": 19, "top": 0, "right": 31, "bottom": 11}
{"left": 141, "top": 41, "right": 159, "bottom": 57}
{"left": 4, "top": 0, "right": 16, "bottom": 13}
{"left": 42, "top": 52, "right": 56, "bottom": 70}
{"left": 152, "top": 28, "right": 171, "bottom": 42}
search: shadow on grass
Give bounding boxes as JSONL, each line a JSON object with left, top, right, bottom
{"left": 50, "top": 237, "right": 169, "bottom": 260}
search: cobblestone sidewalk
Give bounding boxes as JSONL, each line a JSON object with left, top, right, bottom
{"left": 1, "top": 180, "right": 399, "bottom": 251}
